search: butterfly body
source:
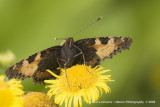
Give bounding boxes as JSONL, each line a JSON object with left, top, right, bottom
{"left": 6, "top": 37, "right": 132, "bottom": 83}
{"left": 60, "top": 38, "right": 78, "bottom": 62}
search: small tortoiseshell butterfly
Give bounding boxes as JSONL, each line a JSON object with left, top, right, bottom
{"left": 6, "top": 17, "right": 132, "bottom": 83}
{"left": 6, "top": 37, "right": 132, "bottom": 83}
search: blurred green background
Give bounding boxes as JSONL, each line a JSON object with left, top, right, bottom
{"left": 0, "top": 0, "right": 160, "bottom": 107}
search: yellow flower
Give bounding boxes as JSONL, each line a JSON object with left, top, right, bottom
{"left": 45, "top": 65, "right": 113, "bottom": 107}
{"left": 23, "top": 92, "right": 58, "bottom": 107}
{"left": 0, "top": 75, "right": 24, "bottom": 107}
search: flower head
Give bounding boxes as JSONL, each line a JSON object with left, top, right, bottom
{"left": 45, "top": 65, "right": 112, "bottom": 107}
{"left": 23, "top": 92, "right": 58, "bottom": 107}
{"left": 0, "top": 75, "right": 24, "bottom": 107}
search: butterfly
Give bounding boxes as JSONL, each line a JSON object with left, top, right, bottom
{"left": 6, "top": 37, "right": 132, "bottom": 83}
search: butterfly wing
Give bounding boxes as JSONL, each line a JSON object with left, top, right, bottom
{"left": 74, "top": 37, "right": 132, "bottom": 67}
{"left": 6, "top": 46, "right": 62, "bottom": 83}
{"left": 6, "top": 37, "right": 132, "bottom": 83}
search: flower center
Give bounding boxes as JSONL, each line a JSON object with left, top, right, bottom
{"left": 60, "top": 65, "right": 98, "bottom": 91}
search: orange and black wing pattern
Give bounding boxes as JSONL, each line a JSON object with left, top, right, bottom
{"left": 6, "top": 46, "right": 61, "bottom": 83}
{"left": 6, "top": 37, "right": 132, "bottom": 83}
{"left": 74, "top": 37, "right": 132, "bottom": 67}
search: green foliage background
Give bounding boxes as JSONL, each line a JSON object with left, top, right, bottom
{"left": 0, "top": 0, "right": 160, "bottom": 107}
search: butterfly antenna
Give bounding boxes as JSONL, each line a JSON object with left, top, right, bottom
{"left": 71, "top": 16, "right": 102, "bottom": 37}
{"left": 53, "top": 37, "right": 66, "bottom": 40}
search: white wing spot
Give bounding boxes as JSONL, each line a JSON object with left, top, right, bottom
{"left": 22, "top": 59, "right": 29, "bottom": 66}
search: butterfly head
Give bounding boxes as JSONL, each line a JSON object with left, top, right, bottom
{"left": 60, "top": 38, "right": 74, "bottom": 47}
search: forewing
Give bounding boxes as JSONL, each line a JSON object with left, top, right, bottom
{"left": 74, "top": 37, "right": 132, "bottom": 67}
{"left": 6, "top": 46, "right": 61, "bottom": 83}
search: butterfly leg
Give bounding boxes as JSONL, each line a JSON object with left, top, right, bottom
{"left": 56, "top": 59, "right": 62, "bottom": 73}
{"left": 56, "top": 58, "right": 66, "bottom": 72}
{"left": 64, "top": 62, "right": 70, "bottom": 89}
{"left": 56, "top": 58, "right": 70, "bottom": 88}
{"left": 56, "top": 57, "right": 70, "bottom": 88}
{"left": 73, "top": 44, "right": 92, "bottom": 74}
{"left": 81, "top": 53, "right": 93, "bottom": 74}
